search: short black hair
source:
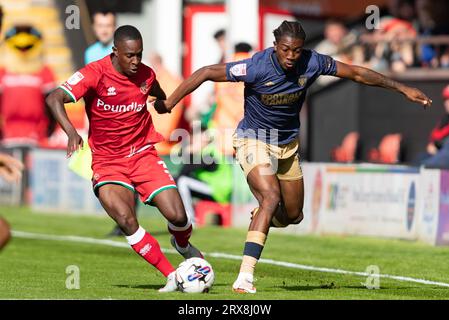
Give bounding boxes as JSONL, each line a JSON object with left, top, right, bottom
{"left": 92, "top": 10, "right": 116, "bottom": 19}
{"left": 234, "top": 42, "right": 252, "bottom": 53}
{"left": 113, "top": 25, "right": 142, "bottom": 46}
{"left": 214, "top": 29, "right": 225, "bottom": 40}
{"left": 273, "top": 20, "right": 306, "bottom": 42}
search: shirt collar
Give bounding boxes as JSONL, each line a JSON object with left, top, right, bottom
{"left": 269, "top": 48, "right": 284, "bottom": 76}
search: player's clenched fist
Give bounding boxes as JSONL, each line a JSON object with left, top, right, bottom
{"left": 67, "top": 131, "right": 84, "bottom": 158}
{"left": 401, "top": 86, "right": 433, "bottom": 108}
{"left": 153, "top": 100, "right": 170, "bottom": 114}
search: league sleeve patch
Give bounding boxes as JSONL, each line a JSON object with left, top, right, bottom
{"left": 67, "top": 71, "right": 85, "bottom": 85}
{"left": 230, "top": 63, "right": 247, "bottom": 77}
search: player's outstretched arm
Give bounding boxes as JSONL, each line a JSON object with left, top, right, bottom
{"left": 45, "top": 89, "right": 84, "bottom": 158}
{"left": 153, "top": 64, "right": 228, "bottom": 114}
{"left": 335, "top": 61, "right": 432, "bottom": 108}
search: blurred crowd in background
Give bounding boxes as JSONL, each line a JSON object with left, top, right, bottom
{"left": 0, "top": 0, "right": 448, "bottom": 217}
{"left": 315, "top": 0, "right": 449, "bottom": 74}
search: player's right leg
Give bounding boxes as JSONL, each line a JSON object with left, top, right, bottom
{"left": 96, "top": 184, "right": 177, "bottom": 292}
{"left": 232, "top": 137, "right": 281, "bottom": 293}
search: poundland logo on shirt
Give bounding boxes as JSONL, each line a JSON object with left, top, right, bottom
{"left": 97, "top": 99, "right": 145, "bottom": 112}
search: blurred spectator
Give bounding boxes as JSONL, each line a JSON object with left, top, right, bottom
{"left": 370, "top": 0, "right": 418, "bottom": 72}
{"left": 315, "top": 20, "right": 353, "bottom": 64}
{"left": 315, "top": 20, "right": 359, "bottom": 85}
{"left": 213, "top": 29, "right": 227, "bottom": 64}
{"left": 415, "top": 0, "right": 449, "bottom": 68}
{"left": 185, "top": 28, "right": 228, "bottom": 125}
{"left": 415, "top": 85, "right": 449, "bottom": 168}
{"left": 0, "top": 25, "right": 56, "bottom": 148}
{"left": 211, "top": 42, "right": 253, "bottom": 155}
{"left": 147, "top": 52, "right": 185, "bottom": 156}
{"left": 440, "top": 48, "right": 449, "bottom": 68}
{"left": 175, "top": 125, "right": 233, "bottom": 225}
{"left": 84, "top": 11, "right": 116, "bottom": 65}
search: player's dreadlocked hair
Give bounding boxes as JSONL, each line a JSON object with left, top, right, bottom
{"left": 113, "top": 25, "right": 142, "bottom": 46}
{"left": 273, "top": 20, "right": 306, "bottom": 42}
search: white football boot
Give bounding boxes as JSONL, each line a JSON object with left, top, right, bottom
{"left": 158, "top": 271, "right": 178, "bottom": 293}
{"left": 232, "top": 273, "right": 257, "bottom": 294}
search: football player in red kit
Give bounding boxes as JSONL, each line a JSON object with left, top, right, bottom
{"left": 46, "top": 25, "right": 202, "bottom": 292}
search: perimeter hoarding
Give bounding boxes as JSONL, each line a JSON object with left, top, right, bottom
{"left": 232, "top": 162, "right": 449, "bottom": 246}
{"left": 30, "top": 149, "right": 104, "bottom": 215}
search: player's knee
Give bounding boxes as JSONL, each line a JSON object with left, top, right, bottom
{"left": 170, "top": 214, "right": 188, "bottom": 228}
{"left": 289, "top": 211, "right": 304, "bottom": 225}
{"left": 166, "top": 206, "right": 189, "bottom": 227}
{"left": 116, "top": 214, "right": 138, "bottom": 235}
{"left": 259, "top": 189, "right": 281, "bottom": 212}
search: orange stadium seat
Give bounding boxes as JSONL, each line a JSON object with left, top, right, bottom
{"left": 368, "top": 133, "right": 403, "bottom": 164}
{"left": 194, "top": 200, "right": 232, "bottom": 228}
{"left": 331, "top": 131, "right": 359, "bottom": 162}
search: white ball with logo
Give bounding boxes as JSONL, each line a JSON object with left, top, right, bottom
{"left": 175, "top": 257, "right": 215, "bottom": 293}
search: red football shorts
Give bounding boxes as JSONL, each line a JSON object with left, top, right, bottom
{"left": 92, "top": 147, "right": 177, "bottom": 205}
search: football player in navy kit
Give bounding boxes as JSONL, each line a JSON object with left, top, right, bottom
{"left": 154, "top": 20, "right": 432, "bottom": 293}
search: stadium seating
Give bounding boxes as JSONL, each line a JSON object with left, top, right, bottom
{"left": 368, "top": 133, "right": 403, "bottom": 164}
{"left": 331, "top": 131, "right": 360, "bottom": 162}
{"left": 194, "top": 200, "right": 232, "bottom": 228}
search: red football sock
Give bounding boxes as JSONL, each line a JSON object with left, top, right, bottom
{"left": 127, "top": 227, "right": 175, "bottom": 277}
{"left": 168, "top": 221, "right": 192, "bottom": 248}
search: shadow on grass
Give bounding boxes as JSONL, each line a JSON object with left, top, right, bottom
{"left": 277, "top": 284, "right": 419, "bottom": 291}
{"left": 114, "top": 283, "right": 228, "bottom": 290}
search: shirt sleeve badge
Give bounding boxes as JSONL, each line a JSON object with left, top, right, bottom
{"left": 230, "top": 63, "right": 247, "bottom": 76}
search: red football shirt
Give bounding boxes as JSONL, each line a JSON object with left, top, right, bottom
{"left": 59, "top": 54, "right": 163, "bottom": 160}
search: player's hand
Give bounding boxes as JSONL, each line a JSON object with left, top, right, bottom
{"left": 401, "top": 87, "right": 432, "bottom": 109}
{"left": 67, "top": 131, "right": 84, "bottom": 158}
{"left": 153, "top": 100, "right": 171, "bottom": 114}
{"left": 427, "top": 143, "right": 438, "bottom": 155}
{"left": 0, "top": 153, "right": 24, "bottom": 183}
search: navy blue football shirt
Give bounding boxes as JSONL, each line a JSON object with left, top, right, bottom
{"left": 226, "top": 47, "right": 337, "bottom": 145}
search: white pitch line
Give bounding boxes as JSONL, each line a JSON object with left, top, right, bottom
{"left": 11, "top": 230, "right": 449, "bottom": 288}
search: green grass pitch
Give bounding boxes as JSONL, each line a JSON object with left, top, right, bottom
{"left": 1, "top": 206, "right": 448, "bottom": 300}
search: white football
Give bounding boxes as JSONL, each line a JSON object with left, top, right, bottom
{"left": 175, "top": 257, "right": 215, "bottom": 293}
